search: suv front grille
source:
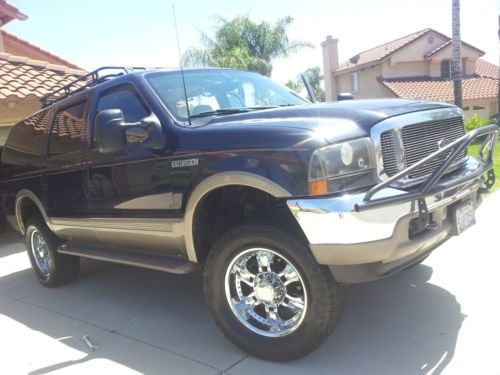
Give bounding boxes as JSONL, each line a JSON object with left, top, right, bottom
{"left": 381, "top": 116, "right": 467, "bottom": 180}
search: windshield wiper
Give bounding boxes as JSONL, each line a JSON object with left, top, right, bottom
{"left": 190, "top": 105, "right": 297, "bottom": 119}
{"left": 190, "top": 108, "right": 253, "bottom": 118}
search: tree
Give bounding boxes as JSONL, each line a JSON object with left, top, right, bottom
{"left": 451, "top": 0, "right": 463, "bottom": 108}
{"left": 302, "top": 67, "right": 325, "bottom": 102}
{"left": 285, "top": 67, "right": 325, "bottom": 102}
{"left": 183, "top": 15, "right": 312, "bottom": 77}
{"left": 285, "top": 80, "right": 303, "bottom": 93}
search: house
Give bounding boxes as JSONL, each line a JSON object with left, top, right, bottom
{"left": 321, "top": 28, "right": 499, "bottom": 119}
{"left": 0, "top": 0, "right": 85, "bottom": 145}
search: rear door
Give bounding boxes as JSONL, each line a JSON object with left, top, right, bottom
{"left": 43, "top": 97, "right": 97, "bottom": 242}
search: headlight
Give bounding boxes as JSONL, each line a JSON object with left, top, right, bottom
{"left": 308, "top": 138, "right": 377, "bottom": 195}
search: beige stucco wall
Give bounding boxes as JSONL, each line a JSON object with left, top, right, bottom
{"left": 462, "top": 99, "right": 497, "bottom": 120}
{"left": 390, "top": 32, "right": 448, "bottom": 65}
{"left": 336, "top": 65, "right": 395, "bottom": 99}
{"left": 382, "top": 60, "right": 429, "bottom": 78}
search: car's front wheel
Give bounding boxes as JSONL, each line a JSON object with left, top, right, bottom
{"left": 203, "top": 224, "right": 344, "bottom": 361}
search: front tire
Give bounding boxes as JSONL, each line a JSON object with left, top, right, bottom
{"left": 25, "top": 216, "right": 80, "bottom": 287}
{"left": 203, "top": 224, "right": 344, "bottom": 361}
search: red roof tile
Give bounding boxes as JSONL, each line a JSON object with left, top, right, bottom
{"left": 380, "top": 77, "right": 498, "bottom": 102}
{"left": 0, "top": 52, "right": 87, "bottom": 100}
{"left": 476, "top": 59, "right": 499, "bottom": 79}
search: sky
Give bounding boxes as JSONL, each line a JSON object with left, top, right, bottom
{"left": 4, "top": 0, "right": 499, "bottom": 84}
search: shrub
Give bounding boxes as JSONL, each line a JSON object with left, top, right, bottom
{"left": 465, "top": 114, "right": 491, "bottom": 132}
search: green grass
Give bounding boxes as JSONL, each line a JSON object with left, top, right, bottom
{"left": 468, "top": 139, "right": 500, "bottom": 192}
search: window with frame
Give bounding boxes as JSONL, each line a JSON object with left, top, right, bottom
{"left": 441, "top": 59, "right": 467, "bottom": 79}
{"left": 96, "top": 85, "right": 150, "bottom": 123}
{"left": 441, "top": 60, "right": 452, "bottom": 79}
{"left": 48, "top": 100, "right": 87, "bottom": 157}
{"left": 350, "top": 73, "right": 359, "bottom": 93}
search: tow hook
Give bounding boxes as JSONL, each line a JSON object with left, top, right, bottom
{"left": 409, "top": 198, "right": 431, "bottom": 237}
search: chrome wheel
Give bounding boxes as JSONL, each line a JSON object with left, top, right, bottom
{"left": 30, "top": 229, "right": 52, "bottom": 276}
{"left": 224, "top": 248, "right": 308, "bottom": 337}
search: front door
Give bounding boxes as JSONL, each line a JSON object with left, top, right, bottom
{"left": 85, "top": 83, "right": 181, "bottom": 256}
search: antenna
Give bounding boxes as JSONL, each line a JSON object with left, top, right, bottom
{"left": 172, "top": 5, "right": 192, "bottom": 126}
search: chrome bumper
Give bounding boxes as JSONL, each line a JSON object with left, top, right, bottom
{"left": 287, "top": 125, "right": 498, "bottom": 267}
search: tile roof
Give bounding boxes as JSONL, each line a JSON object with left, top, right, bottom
{"left": 1, "top": 29, "right": 81, "bottom": 69}
{"left": 476, "top": 59, "right": 499, "bottom": 79}
{"left": 0, "top": 52, "right": 87, "bottom": 100}
{"left": 336, "top": 28, "right": 485, "bottom": 73}
{"left": 336, "top": 29, "right": 432, "bottom": 72}
{"left": 380, "top": 76, "right": 498, "bottom": 102}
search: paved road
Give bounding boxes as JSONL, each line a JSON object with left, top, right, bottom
{"left": 0, "top": 193, "right": 499, "bottom": 374}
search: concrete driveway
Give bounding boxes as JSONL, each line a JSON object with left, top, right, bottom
{"left": 1, "top": 194, "right": 499, "bottom": 375}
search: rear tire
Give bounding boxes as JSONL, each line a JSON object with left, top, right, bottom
{"left": 203, "top": 224, "right": 344, "bottom": 361}
{"left": 25, "top": 216, "right": 80, "bottom": 287}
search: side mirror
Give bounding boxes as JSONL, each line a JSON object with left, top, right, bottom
{"left": 95, "top": 109, "right": 126, "bottom": 153}
{"left": 95, "top": 110, "right": 165, "bottom": 153}
{"left": 337, "top": 93, "right": 355, "bottom": 101}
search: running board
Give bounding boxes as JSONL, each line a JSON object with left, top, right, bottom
{"left": 57, "top": 243, "right": 200, "bottom": 274}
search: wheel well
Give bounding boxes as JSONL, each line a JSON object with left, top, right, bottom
{"left": 192, "top": 185, "right": 308, "bottom": 263}
{"left": 17, "top": 198, "right": 43, "bottom": 233}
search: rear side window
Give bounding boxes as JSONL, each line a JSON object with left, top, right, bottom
{"left": 1, "top": 109, "right": 52, "bottom": 167}
{"left": 96, "top": 85, "right": 150, "bottom": 123}
{"left": 48, "top": 100, "right": 87, "bottom": 156}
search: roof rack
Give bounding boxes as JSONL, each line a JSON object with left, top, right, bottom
{"left": 40, "top": 66, "right": 149, "bottom": 108}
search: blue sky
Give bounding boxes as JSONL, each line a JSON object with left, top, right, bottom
{"left": 4, "top": 0, "right": 499, "bottom": 84}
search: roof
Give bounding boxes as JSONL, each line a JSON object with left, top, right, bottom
{"left": 1, "top": 29, "right": 81, "bottom": 69}
{"left": 0, "top": 52, "right": 86, "bottom": 100}
{"left": 337, "top": 29, "right": 431, "bottom": 72}
{"left": 476, "top": 59, "right": 499, "bottom": 79}
{"left": 380, "top": 76, "right": 498, "bottom": 102}
{"left": 0, "top": 0, "right": 27, "bottom": 26}
{"left": 336, "top": 28, "right": 485, "bottom": 73}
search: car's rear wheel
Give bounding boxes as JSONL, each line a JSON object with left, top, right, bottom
{"left": 25, "top": 216, "right": 80, "bottom": 287}
{"left": 204, "top": 224, "right": 344, "bottom": 361}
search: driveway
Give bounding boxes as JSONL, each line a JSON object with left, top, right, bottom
{"left": 1, "top": 193, "right": 499, "bottom": 374}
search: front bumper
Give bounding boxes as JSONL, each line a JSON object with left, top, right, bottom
{"left": 287, "top": 125, "right": 498, "bottom": 283}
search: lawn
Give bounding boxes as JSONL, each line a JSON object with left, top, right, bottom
{"left": 468, "top": 138, "right": 500, "bottom": 192}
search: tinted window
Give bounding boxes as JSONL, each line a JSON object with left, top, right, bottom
{"left": 2, "top": 109, "right": 52, "bottom": 168}
{"left": 48, "top": 100, "right": 86, "bottom": 156}
{"left": 96, "top": 85, "right": 149, "bottom": 123}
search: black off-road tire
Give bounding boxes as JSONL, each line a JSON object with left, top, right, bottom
{"left": 203, "top": 224, "right": 344, "bottom": 361}
{"left": 25, "top": 216, "right": 80, "bottom": 287}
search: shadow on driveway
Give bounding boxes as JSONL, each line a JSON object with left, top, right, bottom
{"left": 0, "top": 228, "right": 463, "bottom": 374}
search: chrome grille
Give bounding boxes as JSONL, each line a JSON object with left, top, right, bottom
{"left": 381, "top": 116, "right": 466, "bottom": 180}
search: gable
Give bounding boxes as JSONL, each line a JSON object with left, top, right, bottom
{"left": 389, "top": 30, "right": 449, "bottom": 65}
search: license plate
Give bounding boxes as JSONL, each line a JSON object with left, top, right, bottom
{"left": 453, "top": 200, "right": 476, "bottom": 234}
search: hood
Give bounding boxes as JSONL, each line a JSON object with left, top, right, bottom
{"left": 195, "top": 99, "right": 455, "bottom": 144}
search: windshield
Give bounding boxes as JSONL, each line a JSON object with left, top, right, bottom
{"left": 146, "top": 69, "right": 308, "bottom": 125}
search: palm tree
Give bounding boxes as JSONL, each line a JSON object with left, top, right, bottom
{"left": 451, "top": 0, "right": 463, "bottom": 108}
{"left": 183, "top": 16, "right": 312, "bottom": 77}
